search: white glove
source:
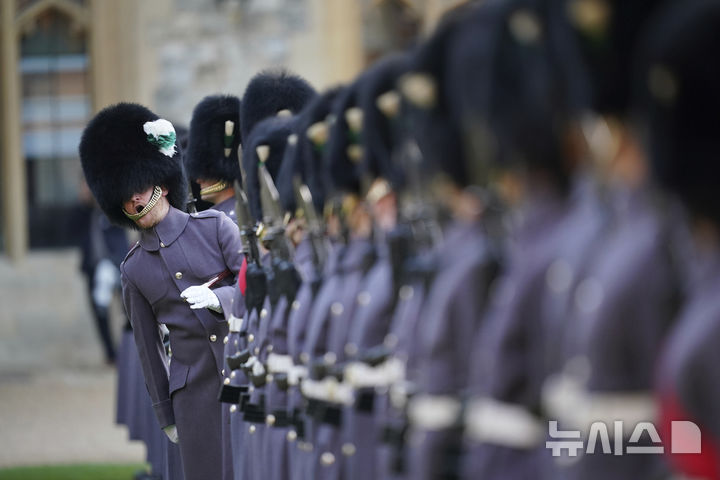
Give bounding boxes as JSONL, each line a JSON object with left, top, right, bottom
{"left": 93, "top": 258, "right": 119, "bottom": 308}
{"left": 180, "top": 285, "right": 222, "bottom": 313}
{"left": 163, "top": 424, "right": 179, "bottom": 444}
{"left": 252, "top": 358, "right": 266, "bottom": 377}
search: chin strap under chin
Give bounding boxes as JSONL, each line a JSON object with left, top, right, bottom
{"left": 123, "top": 185, "right": 163, "bottom": 221}
{"left": 200, "top": 180, "right": 229, "bottom": 196}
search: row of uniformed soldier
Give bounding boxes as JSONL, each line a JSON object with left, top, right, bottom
{"left": 80, "top": 0, "right": 720, "bottom": 478}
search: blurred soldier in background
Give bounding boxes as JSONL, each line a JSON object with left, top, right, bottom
{"left": 415, "top": 2, "right": 581, "bottom": 479}
{"left": 538, "top": 1, "right": 685, "bottom": 479}
{"left": 74, "top": 179, "right": 129, "bottom": 365}
{"left": 228, "top": 69, "right": 316, "bottom": 480}
{"left": 283, "top": 87, "right": 341, "bottom": 480}
{"left": 390, "top": 5, "right": 503, "bottom": 479}
{"left": 184, "top": 94, "right": 244, "bottom": 479}
{"left": 185, "top": 94, "right": 243, "bottom": 222}
{"left": 639, "top": 1, "right": 720, "bottom": 478}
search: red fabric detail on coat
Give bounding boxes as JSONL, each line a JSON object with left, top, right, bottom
{"left": 659, "top": 389, "right": 720, "bottom": 479}
{"left": 238, "top": 257, "right": 247, "bottom": 296}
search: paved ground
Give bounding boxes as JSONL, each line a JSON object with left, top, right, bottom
{"left": 0, "top": 250, "right": 145, "bottom": 468}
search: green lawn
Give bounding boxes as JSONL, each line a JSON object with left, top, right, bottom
{"left": 0, "top": 463, "right": 148, "bottom": 480}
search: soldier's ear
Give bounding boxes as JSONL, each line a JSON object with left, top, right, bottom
{"left": 161, "top": 186, "right": 169, "bottom": 197}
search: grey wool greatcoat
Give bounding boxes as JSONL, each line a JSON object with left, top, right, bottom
{"left": 214, "top": 193, "right": 239, "bottom": 480}
{"left": 408, "top": 219, "right": 496, "bottom": 480}
{"left": 212, "top": 197, "right": 237, "bottom": 223}
{"left": 121, "top": 206, "right": 243, "bottom": 480}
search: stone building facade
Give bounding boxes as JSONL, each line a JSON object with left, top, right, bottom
{"left": 0, "top": 0, "right": 466, "bottom": 260}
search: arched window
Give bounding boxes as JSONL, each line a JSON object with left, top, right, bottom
{"left": 19, "top": 0, "right": 91, "bottom": 247}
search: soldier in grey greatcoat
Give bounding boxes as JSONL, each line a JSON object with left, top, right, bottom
{"left": 436, "top": 2, "right": 586, "bottom": 479}
{"left": 185, "top": 94, "right": 243, "bottom": 222}
{"left": 232, "top": 70, "right": 316, "bottom": 480}
{"left": 185, "top": 93, "right": 244, "bottom": 480}
{"left": 337, "top": 52, "right": 409, "bottom": 480}
{"left": 538, "top": 2, "right": 682, "bottom": 479}
{"left": 384, "top": 5, "right": 501, "bottom": 479}
{"left": 282, "top": 88, "right": 341, "bottom": 480}
{"left": 638, "top": 2, "right": 720, "bottom": 477}
{"left": 79, "top": 103, "right": 244, "bottom": 480}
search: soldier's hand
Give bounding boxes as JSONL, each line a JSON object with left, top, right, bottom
{"left": 163, "top": 424, "right": 179, "bottom": 444}
{"left": 180, "top": 285, "right": 222, "bottom": 313}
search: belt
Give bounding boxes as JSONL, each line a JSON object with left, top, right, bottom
{"left": 543, "top": 371, "right": 658, "bottom": 433}
{"left": 274, "top": 373, "right": 289, "bottom": 391}
{"left": 381, "top": 423, "right": 409, "bottom": 474}
{"left": 306, "top": 398, "right": 323, "bottom": 416}
{"left": 407, "top": 394, "right": 462, "bottom": 431}
{"left": 380, "top": 424, "right": 407, "bottom": 447}
{"left": 228, "top": 314, "right": 243, "bottom": 332}
{"left": 227, "top": 349, "right": 250, "bottom": 371}
{"left": 267, "top": 353, "right": 294, "bottom": 374}
{"left": 311, "top": 402, "right": 342, "bottom": 427}
{"left": 217, "top": 384, "right": 248, "bottom": 404}
{"left": 301, "top": 377, "right": 353, "bottom": 405}
{"left": 242, "top": 356, "right": 266, "bottom": 376}
{"left": 250, "top": 372, "right": 267, "bottom": 388}
{"left": 290, "top": 409, "right": 305, "bottom": 440}
{"left": 291, "top": 409, "right": 306, "bottom": 439}
{"left": 389, "top": 380, "right": 417, "bottom": 410}
{"left": 344, "top": 357, "right": 405, "bottom": 388}
{"left": 288, "top": 365, "right": 308, "bottom": 386}
{"left": 464, "top": 397, "right": 544, "bottom": 448}
{"left": 239, "top": 392, "right": 250, "bottom": 411}
{"left": 354, "top": 388, "right": 375, "bottom": 413}
{"left": 267, "top": 409, "right": 291, "bottom": 428}
{"left": 243, "top": 403, "right": 266, "bottom": 423}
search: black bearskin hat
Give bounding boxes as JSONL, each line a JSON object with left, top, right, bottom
{"left": 358, "top": 52, "right": 410, "bottom": 189}
{"left": 324, "top": 78, "right": 365, "bottom": 196}
{"left": 242, "top": 115, "right": 298, "bottom": 222}
{"left": 185, "top": 94, "right": 242, "bottom": 183}
{"left": 447, "top": 0, "right": 576, "bottom": 191}
{"left": 241, "top": 69, "right": 316, "bottom": 140}
{"left": 637, "top": 0, "right": 720, "bottom": 225}
{"left": 296, "top": 87, "right": 344, "bottom": 213}
{"left": 562, "top": 0, "right": 668, "bottom": 116}
{"left": 79, "top": 103, "right": 187, "bottom": 230}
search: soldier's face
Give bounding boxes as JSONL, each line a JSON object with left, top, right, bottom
{"left": 123, "top": 186, "right": 169, "bottom": 229}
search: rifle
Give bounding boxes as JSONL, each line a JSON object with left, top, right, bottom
{"left": 186, "top": 180, "right": 198, "bottom": 214}
{"left": 235, "top": 159, "right": 267, "bottom": 315}
{"left": 396, "top": 139, "right": 442, "bottom": 252}
{"left": 234, "top": 181, "right": 262, "bottom": 268}
{"left": 256, "top": 145, "right": 301, "bottom": 305}
{"left": 293, "top": 176, "right": 327, "bottom": 278}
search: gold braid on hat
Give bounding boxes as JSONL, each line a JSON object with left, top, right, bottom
{"left": 122, "top": 185, "right": 163, "bottom": 221}
{"left": 200, "top": 180, "right": 229, "bottom": 196}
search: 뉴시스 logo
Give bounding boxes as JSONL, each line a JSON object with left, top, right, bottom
{"left": 546, "top": 420, "right": 702, "bottom": 457}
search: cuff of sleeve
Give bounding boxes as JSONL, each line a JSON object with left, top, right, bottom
{"left": 215, "top": 286, "right": 236, "bottom": 319}
{"left": 153, "top": 398, "right": 175, "bottom": 429}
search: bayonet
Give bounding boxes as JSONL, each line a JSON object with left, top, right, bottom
{"left": 397, "top": 139, "right": 442, "bottom": 251}
{"left": 233, "top": 181, "right": 262, "bottom": 268}
{"left": 293, "top": 176, "right": 327, "bottom": 273}
{"left": 256, "top": 145, "right": 301, "bottom": 304}
{"left": 257, "top": 147, "right": 293, "bottom": 263}
{"left": 186, "top": 180, "right": 198, "bottom": 214}
{"left": 236, "top": 151, "right": 267, "bottom": 315}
